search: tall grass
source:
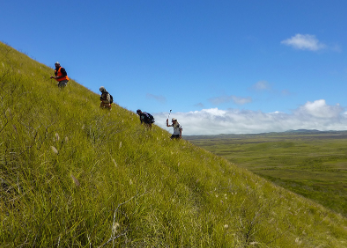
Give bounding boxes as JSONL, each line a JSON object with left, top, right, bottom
{"left": 1, "top": 41, "right": 347, "bottom": 247}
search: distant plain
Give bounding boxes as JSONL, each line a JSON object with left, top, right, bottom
{"left": 187, "top": 131, "right": 347, "bottom": 216}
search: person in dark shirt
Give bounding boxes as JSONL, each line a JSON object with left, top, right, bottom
{"left": 50, "top": 62, "right": 69, "bottom": 88}
{"left": 136, "top": 109, "right": 155, "bottom": 128}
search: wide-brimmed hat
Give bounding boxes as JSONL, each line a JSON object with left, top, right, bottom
{"left": 172, "top": 118, "right": 177, "bottom": 121}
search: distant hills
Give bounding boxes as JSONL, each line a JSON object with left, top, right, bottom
{"left": 284, "top": 129, "right": 337, "bottom": 133}
{"left": 284, "top": 129, "right": 321, "bottom": 133}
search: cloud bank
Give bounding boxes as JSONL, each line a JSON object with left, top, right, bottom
{"left": 154, "top": 99, "right": 346, "bottom": 135}
{"left": 281, "top": 34, "right": 325, "bottom": 51}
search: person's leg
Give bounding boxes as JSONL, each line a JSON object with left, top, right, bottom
{"left": 143, "top": 120, "right": 151, "bottom": 129}
{"left": 58, "top": 80, "right": 68, "bottom": 88}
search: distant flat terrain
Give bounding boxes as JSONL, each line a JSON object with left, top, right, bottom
{"left": 187, "top": 131, "right": 347, "bottom": 216}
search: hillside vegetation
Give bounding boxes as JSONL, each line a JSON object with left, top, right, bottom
{"left": 1, "top": 41, "right": 347, "bottom": 247}
{"left": 187, "top": 133, "right": 347, "bottom": 217}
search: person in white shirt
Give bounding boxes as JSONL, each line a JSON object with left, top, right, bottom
{"left": 166, "top": 118, "right": 182, "bottom": 139}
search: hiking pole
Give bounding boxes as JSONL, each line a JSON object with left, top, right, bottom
{"left": 166, "top": 110, "right": 172, "bottom": 125}
{"left": 167, "top": 110, "right": 172, "bottom": 119}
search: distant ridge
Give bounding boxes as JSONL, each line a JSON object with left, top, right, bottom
{"left": 285, "top": 129, "right": 321, "bottom": 133}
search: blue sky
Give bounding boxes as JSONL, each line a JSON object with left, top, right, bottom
{"left": 1, "top": 0, "right": 347, "bottom": 134}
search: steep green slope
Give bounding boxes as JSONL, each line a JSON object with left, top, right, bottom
{"left": 1, "top": 41, "right": 347, "bottom": 247}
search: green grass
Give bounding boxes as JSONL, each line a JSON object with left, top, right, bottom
{"left": 188, "top": 133, "right": 347, "bottom": 217}
{"left": 1, "top": 41, "right": 347, "bottom": 247}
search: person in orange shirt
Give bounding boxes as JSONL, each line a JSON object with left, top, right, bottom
{"left": 50, "top": 62, "right": 69, "bottom": 88}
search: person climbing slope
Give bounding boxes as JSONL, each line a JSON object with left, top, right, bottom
{"left": 136, "top": 109, "right": 155, "bottom": 128}
{"left": 50, "top": 62, "right": 69, "bottom": 88}
{"left": 99, "top": 86, "right": 113, "bottom": 110}
{"left": 166, "top": 118, "right": 182, "bottom": 139}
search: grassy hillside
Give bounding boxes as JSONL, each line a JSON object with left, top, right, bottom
{"left": 1, "top": 41, "right": 347, "bottom": 247}
{"left": 187, "top": 133, "right": 347, "bottom": 217}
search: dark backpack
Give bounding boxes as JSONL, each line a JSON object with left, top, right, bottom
{"left": 145, "top": 112, "right": 155, "bottom": 123}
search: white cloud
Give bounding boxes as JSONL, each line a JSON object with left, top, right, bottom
{"left": 250, "top": 81, "right": 293, "bottom": 97}
{"left": 251, "top": 81, "right": 271, "bottom": 91}
{"left": 231, "top": 96, "right": 252, "bottom": 105}
{"left": 154, "top": 100, "right": 346, "bottom": 135}
{"left": 201, "top": 108, "right": 227, "bottom": 116}
{"left": 209, "top": 95, "right": 252, "bottom": 105}
{"left": 296, "top": 99, "right": 342, "bottom": 118}
{"left": 281, "top": 34, "right": 325, "bottom": 51}
{"left": 146, "top": 93, "right": 166, "bottom": 104}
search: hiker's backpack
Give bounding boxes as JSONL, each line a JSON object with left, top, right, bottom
{"left": 102, "top": 91, "right": 113, "bottom": 104}
{"left": 146, "top": 113, "right": 155, "bottom": 123}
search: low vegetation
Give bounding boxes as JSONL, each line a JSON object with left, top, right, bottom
{"left": 1, "top": 41, "right": 347, "bottom": 247}
{"left": 188, "top": 132, "right": 347, "bottom": 217}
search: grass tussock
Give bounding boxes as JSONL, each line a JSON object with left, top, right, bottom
{"left": 1, "top": 41, "right": 347, "bottom": 247}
